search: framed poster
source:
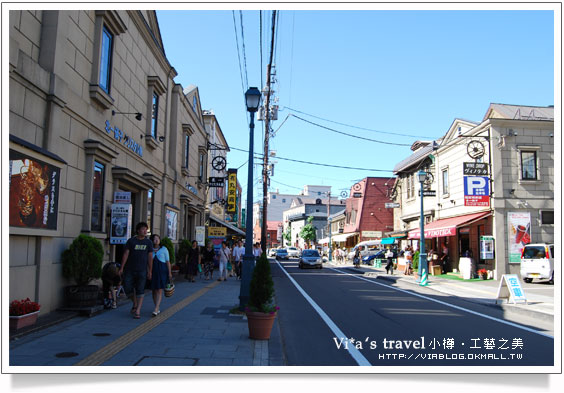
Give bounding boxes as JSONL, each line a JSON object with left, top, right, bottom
{"left": 480, "top": 236, "right": 495, "bottom": 260}
{"left": 110, "top": 204, "right": 132, "bottom": 244}
{"left": 507, "top": 212, "right": 531, "bottom": 263}
{"left": 165, "top": 207, "right": 178, "bottom": 240}
{"left": 9, "top": 150, "right": 60, "bottom": 230}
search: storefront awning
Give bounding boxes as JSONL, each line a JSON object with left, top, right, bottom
{"left": 330, "top": 232, "right": 358, "bottom": 243}
{"left": 381, "top": 237, "right": 396, "bottom": 245}
{"left": 408, "top": 211, "right": 491, "bottom": 239}
{"left": 209, "top": 216, "right": 245, "bottom": 236}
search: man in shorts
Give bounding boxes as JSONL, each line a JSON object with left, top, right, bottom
{"left": 232, "top": 240, "right": 245, "bottom": 280}
{"left": 119, "top": 222, "right": 153, "bottom": 319}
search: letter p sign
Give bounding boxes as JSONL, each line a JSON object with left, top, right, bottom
{"left": 464, "top": 176, "right": 489, "bottom": 196}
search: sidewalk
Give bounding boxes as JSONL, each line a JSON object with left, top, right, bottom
{"left": 325, "top": 259, "right": 554, "bottom": 323}
{"left": 9, "top": 275, "right": 285, "bottom": 367}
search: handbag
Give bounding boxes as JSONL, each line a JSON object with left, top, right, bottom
{"left": 227, "top": 261, "right": 232, "bottom": 270}
{"left": 164, "top": 278, "right": 175, "bottom": 297}
{"left": 198, "top": 263, "right": 202, "bottom": 273}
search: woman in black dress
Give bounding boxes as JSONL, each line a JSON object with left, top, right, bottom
{"left": 185, "top": 240, "right": 201, "bottom": 282}
{"left": 201, "top": 240, "right": 216, "bottom": 281}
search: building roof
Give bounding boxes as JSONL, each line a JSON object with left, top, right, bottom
{"left": 393, "top": 144, "right": 435, "bottom": 174}
{"left": 484, "top": 103, "right": 554, "bottom": 121}
{"left": 328, "top": 208, "right": 346, "bottom": 220}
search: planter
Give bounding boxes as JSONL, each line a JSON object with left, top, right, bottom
{"left": 65, "top": 285, "right": 99, "bottom": 308}
{"left": 10, "top": 311, "right": 40, "bottom": 330}
{"left": 246, "top": 311, "right": 276, "bottom": 340}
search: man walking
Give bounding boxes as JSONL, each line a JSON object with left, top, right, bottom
{"left": 441, "top": 243, "right": 449, "bottom": 274}
{"left": 119, "top": 222, "right": 153, "bottom": 319}
{"left": 385, "top": 247, "right": 394, "bottom": 275}
{"left": 231, "top": 240, "right": 245, "bottom": 280}
{"left": 218, "top": 241, "right": 231, "bottom": 281}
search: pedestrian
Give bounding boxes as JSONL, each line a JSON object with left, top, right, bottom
{"left": 353, "top": 246, "right": 361, "bottom": 268}
{"left": 385, "top": 247, "right": 394, "bottom": 275}
{"left": 253, "top": 242, "right": 262, "bottom": 260}
{"left": 441, "top": 244, "right": 449, "bottom": 274}
{"left": 232, "top": 240, "right": 245, "bottom": 279}
{"left": 102, "top": 261, "right": 121, "bottom": 309}
{"left": 184, "top": 240, "right": 200, "bottom": 282}
{"left": 201, "top": 240, "right": 215, "bottom": 280}
{"left": 218, "top": 241, "right": 231, "bottom": 281}
{"left": 119, "top": 222, "right": 153, "bottom": 319}
{"left": 149, "top": 234, "right": 171, "bottom": 317}
{"left": 404, "top": 247, "right": 413, "bottom": 275}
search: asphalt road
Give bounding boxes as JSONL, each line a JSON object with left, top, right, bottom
{"left": 272, "top": 258, "right": 554, "bottom": 367}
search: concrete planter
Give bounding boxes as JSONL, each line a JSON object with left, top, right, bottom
{"left": 10, "top": 311, "right": 40, "bottom": 330}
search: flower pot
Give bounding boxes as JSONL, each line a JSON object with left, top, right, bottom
{"left": 246, "top": 311, "right": 276, "bottom": 340}
{"left": 10, "top": 311, "right": 40, "bottom": 330}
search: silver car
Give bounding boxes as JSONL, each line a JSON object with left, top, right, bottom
{"left": 298, "top": 249, "right": 323, "bottom": 269}
{"left": 287, "top": 246, "right": 301, "bottom": 258}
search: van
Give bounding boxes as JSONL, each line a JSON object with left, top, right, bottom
{"left": 520, "top": 243, "right": 554, "bottom": 284}
{"left": 347, "top": 240, "right": 382, "bottom": 261}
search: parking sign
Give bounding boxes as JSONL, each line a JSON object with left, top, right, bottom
{"left": 464, "top": 176, "right": 490, "bottom": 206}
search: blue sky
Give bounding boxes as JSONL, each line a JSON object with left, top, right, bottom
{"left": 156, "top": 8, "right": 555, "bottom": 203}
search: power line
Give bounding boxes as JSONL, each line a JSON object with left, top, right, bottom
{"left": 232, "top": 11, "right": 246, "bottom": 103}
{"left": 239, "top": 11, "right": 249, "bottom": 89}
{"left": 284, "top": 106, "right": 438, "bottom": 139}
{"left": 229, "top": 146, "right": 394, "bottom": 172}
{"left": 290, "top": 114, "right": 413, "bottom": 147}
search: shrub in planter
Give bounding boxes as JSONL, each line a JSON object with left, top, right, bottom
{"left": 161, "top": 236, "right": 176, "bottom": 265}
{"left": 247, "top": 253, "right": 277, "bottom": 314}
{"left": 176, "top": 239, "right": 192, "bottom": 273}
{"left": 61, "top": 234, "right": 103, "bottom": 307}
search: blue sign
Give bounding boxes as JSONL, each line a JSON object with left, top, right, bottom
{"left": 464, "top": 176, "right": 489, "bottom": 196}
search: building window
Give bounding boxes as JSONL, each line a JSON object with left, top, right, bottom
{"left": 199, "top": 153, "right": 205, "bottom": 181}
{"left": 151, "top": 93, "right": 159, "bottom": 139}
{"left": 147, "top": 189, "right": 154, "bottom": 234}
{"left": 540, "top": 210, "right": 554, "bottom": 225}
{"left": 192, "top": 96, "right": 198, "bottom": 112}
{"left": 99, "top": 26, "right": 113, "bottom": 94}
{"left": 91, "top": 161, "right": 105, "bottom": 231}
{"left": 282, "top": 198, "right": 286, "bottom": 203}
{"left": 184, "top": 134, "right": 190, "bottom": 169}
{"left": 442, "top": 168, "right": 449, "bottom": 195}
{"left": 272, "top": 194, "right": 277, "bottom": 199}
{"left": 521, "top": 151, "right": 538, "bottom": 180}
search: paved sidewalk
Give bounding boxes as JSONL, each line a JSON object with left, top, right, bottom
{"left": 9, "top": 276, "right": 285, "bottom": 367}
{"left": 325, "top": 260, "right": 554, "bottom": 323}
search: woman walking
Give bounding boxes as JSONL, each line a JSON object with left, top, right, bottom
{"left": 201, "top": 240, "right": 216, "bottom": 281}
{"left": 150, "top": 234, "right": 172, "bottom": 317}
{"left": 185, "top": 240, "right": 201, "bottom": 282}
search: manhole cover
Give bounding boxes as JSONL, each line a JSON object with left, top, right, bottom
{"left": 55, "top": 352, "right": 79, "bottom": 358}
{"left": 93, "top": 333, "right": 111, "bottom": 337}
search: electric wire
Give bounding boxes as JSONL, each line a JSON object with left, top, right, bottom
{"left": 284, "top": 106, "right": 439, "bottom": 139}
{"left": 239, "top": 11, "right": 249, "bottom": 89}
{"left": 232, "top": 11, "right": 246, "bottom": 95}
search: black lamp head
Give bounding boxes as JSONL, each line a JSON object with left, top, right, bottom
{"left": 135, "top": 113, "right": 142, "bottom": 121}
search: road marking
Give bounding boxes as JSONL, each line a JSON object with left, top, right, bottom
{"left": 330, "top": 267, "right": 554, "bottom": 339}
{"left": 275, "top": 260, "right": 371, "bottom": 366}
{"left": 74, "top": 281, "right": 220, "bottom": 366}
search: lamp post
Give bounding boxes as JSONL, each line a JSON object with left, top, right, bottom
{"left": 417, "top": 170, "right": 428, "bottom": 286}
{"left": 239, "top": 87, "right": 262, "bottom": 311}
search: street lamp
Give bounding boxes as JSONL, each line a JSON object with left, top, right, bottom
{"left": 417, "top": 170, "right": 428, "bottom": 286}
{"left": 239, "top": 87, "right": 262, "bottom": 311}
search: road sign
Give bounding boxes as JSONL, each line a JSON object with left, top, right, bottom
{"left": 418, "top": 190, "right": 436, "bottom": 197}
{"left": 464, "top": 176, "right": 489, "bottom": 206}
{"left": 208, "top": 177, "right": 225, "bottom": 187}
{"left": 385, "top": 203, "right": 401, "bottom": 208}
{"left": 464, "top": 162, "right": 489, "bottom": 176}
{"left": 353, "top": 192, "right": 362, "bottom": 198}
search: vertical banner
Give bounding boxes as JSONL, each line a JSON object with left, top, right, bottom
{"left": 195, "top": 226, "right": 206, "bottom": 246}
{"left": 110, "top": 203, "right": 132, "bottom": 244}
{"left": 9, "top": 150, "right": 60, "bottom": 229}
{"left": 507, "top": 212, "right": 531, "bottom": 263}
{"left": 165, "top": 207, "right": 178, "bottom": 241}
{"left": 227, "top": 168, "right": 237, "bottom": 214}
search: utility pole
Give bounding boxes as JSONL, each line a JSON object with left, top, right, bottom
{"left": 327, "top": 192, "right": 332, "bottom": 262}
{"left": 260, "top": 10, "right": 277, "bottom": 255}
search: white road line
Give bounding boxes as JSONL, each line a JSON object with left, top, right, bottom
{"left": 329, "top": 267, "right": 554, "bottom": 339}
{"left": 275, "top": 259, "right": 371, "bottom": 366}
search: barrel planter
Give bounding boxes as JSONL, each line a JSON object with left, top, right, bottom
{"left": 10, "top": 311, "right": 40, "bottom": 330}
{"left": 246, "top": 311, "right": 276, "bottom": 340}
{"left": 65, "top": 285, "right": 99, "bottom": 308}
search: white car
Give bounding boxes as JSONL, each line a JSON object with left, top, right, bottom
{"left": 520, "top": 243, "right": 554, "bottom": 284}
{"left": 287, "top": 247, "right": 301, "bottom": 258}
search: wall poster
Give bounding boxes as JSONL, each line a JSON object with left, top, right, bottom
{"left": 165, "top": 207, "right": 178, "bottom": 241}
{"left": 9, "top": 150, "right": 60, "bottom": 229}
{"left": 507, "top": 212, "right": 531, "bottom": 263}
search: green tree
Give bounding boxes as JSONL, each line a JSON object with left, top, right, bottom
{"left": 299, "top": 216, "right": 317, "bottom": 247}
{"left": 283, "top": 226, "right": 291, "bottom": 245}
{"left": 248, "top": 253, "right": 276, "bottom": 313}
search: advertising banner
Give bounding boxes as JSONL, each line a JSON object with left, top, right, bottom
{"left": 227, "top": 169, "right": 237, "bottom": 213}
{"left": 507, "top": 212, "right": 531, "bottom": 263}
{"left": 195, "top": 226, "right": 206, "bottom": 246}
{"left": 110, "top": 203, "right": 132, "bottom": 244}
{"left": 9, "top": 150, "right": 61, "bottom": 230}
{"left": 165, "top": 207, "right": 178, "bottom": 241}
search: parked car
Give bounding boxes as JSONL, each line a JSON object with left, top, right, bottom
{"left": 520, "top": 243, "right": 554, "bottom": 284}
{"left": 347, "top": 240, "right": 382, "bottom": 260}
{"left": 268, "top": 248, "right": 278, "bottom": 257}
{"left": 275, "top": 248, "right": 289, "bottom": 260}
{"left": 299, "top": 249, "right": 323, "bottom": 269}
{"left": 287, "top": 247, "right": 301, "bottom": 258}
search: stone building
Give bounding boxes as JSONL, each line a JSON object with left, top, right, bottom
{"left": 8, "top": 10, "right": 211, "bottom": 314}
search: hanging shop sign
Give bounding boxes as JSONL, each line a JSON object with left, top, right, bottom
{"left": 464, "top": 176, "right": 490, "bottom": 206}
{"left": 110, "top": 203, "right": 132, "bottom": 244}
{"left": 496, "top": 274, "right": 527, "bottom": 304}
{"left": 463, "top": 162, "right": 489, "bottom": 176}
{"left": 507, "top": 212, "right": 531, "bottom": 263}
{"left": 105, "top": 120, "right": 142, "bottom": 157}
{"left": 114, "top": 191, "right": 131, "bottom": 204}
{"left": 385, "top": 203, "right": 401, "bottom": 208}
{"left": 208, "top": 226, "right": 227, "bottom": 237}
{"left": 208, "top": 177, "right": 225, "bottom": 187}
{"left": 480, "top": 235, "right": 495, "bottom": 260}
{"left": 362, "top": 231, "right": 382, "bottom": 238}
{"left": 226, "top": 169, "right": 237, "bottom": 214}
{"left": 9, "top": 150, "right": 60, "bottom": 230}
